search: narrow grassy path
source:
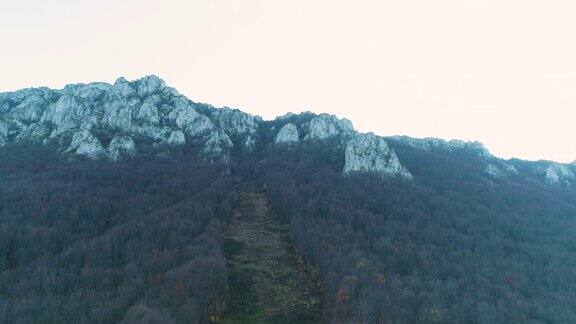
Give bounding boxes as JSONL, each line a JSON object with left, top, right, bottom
{"left": 221, "top": 191, "right": 323, "bottom": 323}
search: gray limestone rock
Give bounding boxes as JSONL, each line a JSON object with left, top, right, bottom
{"left": 136, "top": 75, "right": 166, "bottom": 97}
{"left": 390, "top": 135, "right": 491, "bottom": 159}
{"left": 275, "top": 123, "right": 299, "bottom": 144}
{"left": 208, "top": 107, "right": 261, "bottom": 151}
{"left": 167, "top": 130, "right": 186, "bottom": 146}
{"left": 538, "top": 164, "right": 574, "bottom": 185}
{"left": 344, "top": 133, "right": 412, "bottom": 179}
{"left": 108, "top": 136, "right": 136, "bottom": 161}
{"left": 203, "top": 130, "right": 233, "bottom": 157}
{"left": 68, "top": 127, "right": 106, "bottom": 159}
{"left": 305, "top": 114, "right": 354, "bottom": 140}
{"left": 0, "top": 76, "right": 236, "bottom": 161}
{"left": 167, "top": 98, "right": 215, "bottom": 137}
{"left": 136, "top": 96, "right": 161, "bottom": 125}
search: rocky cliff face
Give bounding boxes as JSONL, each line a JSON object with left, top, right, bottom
{"left": 202, "top": 107, "right": 261, "bottom": 152}
{"left": 535, "top": 163, "right": 575, "bottom": 185}
{"left": 20, "top": 75, "right": 576, "bottom": 183}
{"left": 390, "top": 135, "right": 491, "bottom": 158}
{"left": 486, "top": 160, "right": 576, "bottom": 186}
{"left": 274, "top": 123, "right": 299, "bottom": 144}
{"left": 1, "top": 76, "right": 416, "bottom": 178}
{"left": 344, "top": 133, "right": 412, "bottom": 179}
{"left": 0, "top": 76, "right": 412, "bottom": 178}
{"left": 389, "top": 135, "right": 576, "bottom": 187}
{"left": 0, "top": 76, "right": 238, "bottom": 160}
{"left": 3, "top": 76, "right": 575, "bottom": 185}
{"left": 304, "top": 114, "right": 354, "bottom": 140}
{"left": 2, "top": 76, "right": 574, "bottom": 185}
{"left": 485, "top": 162, "right": 518, "bottom": 179}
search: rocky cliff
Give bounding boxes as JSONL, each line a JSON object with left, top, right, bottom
{"left": 388, "top": 135, "right": 576, "bottom": 187}
{"left": 0, "top": 76, "right": 234, "bottom": 160}
{"left": 344, "top": 133, "right": 412, "bottom": 179}
{"left": 0, "top": 76, "right": 413, "bottom": 179}
{"left": 274, "top": 123, "right": 299, "bottom": 144}
{"left": 2, "top": 75, "right": 574, "bottom": 185}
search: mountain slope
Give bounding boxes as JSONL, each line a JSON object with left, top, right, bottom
{"left": 1, "top": 76, "right": 573, "bottom": 187}
{"left": 0, "top": 76, "right": 417, "bottom": 179}
{"left": 2, "top": 76, "right": 576, "bottom": 323}
{"left": 222, "top": 189, "right": 323, "bottom": 322}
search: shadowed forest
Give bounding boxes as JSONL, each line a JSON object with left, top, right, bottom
{"left": 2, "top": 141, "right": 576, "bottom": 323}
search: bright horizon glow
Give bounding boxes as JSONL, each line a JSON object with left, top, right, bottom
{"left": 1, "top": 0, "right": 575, "bottom": 163}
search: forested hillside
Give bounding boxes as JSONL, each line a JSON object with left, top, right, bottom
{"left": 0, "top": 144, "right": 235, "bottom": 323}
{"left": 245, "top": 142, "right": 576, "bottom": 323}
{"left": 2, "top": 136, "right": 576, "bottom": 323}
{"left": 2, "top": 77, "right": 576, "bottom": 323}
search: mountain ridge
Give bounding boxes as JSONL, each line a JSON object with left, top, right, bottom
{"left": 1, "top": 75, "right": 574, "bottom": 186}
{"left": 2, "top": 76, "right": 576, "bottom": 323}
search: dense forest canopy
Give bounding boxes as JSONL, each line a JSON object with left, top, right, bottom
{"left": 2, "top": 130, "right": 576, "bottom": 323}
{"left": 0, "top": 144, "right": 235, "bottom": 323}
{"left": 248, "top": 141, "right": 576, "bottom": 323}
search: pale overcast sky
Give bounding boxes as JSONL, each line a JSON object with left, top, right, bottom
{"left": 1, "top": 0, "right": 575, "bottom": 162}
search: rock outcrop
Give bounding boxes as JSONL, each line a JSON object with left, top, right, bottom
{"left": 5, "top": 75, "right": 575, "bottom": 186}
{"left": 167, "top": 130, "right": 186, "bottom": 146}
{"left": 203, "top": 130, "right": 233, "bottom": 158}
{"left": 485, "top": 163, "right": 517, "bottom": 179}
{"left": 67, "top": 126, "right": 106, "bottom": 159}
{"left": 4, "top": 75, "right": 575, "bottom": 186}
{"left": 0, "top": 75, "right": 232, "bottom": 160}
{"left": 0, "top": 119, "right": 8, "bottom": 146}
{"left": 108, "top": 136, "right": 136, "bottom": 161}
{"left": 390, "top": 136, "right": 491, "bottom": 158}
{"left": 275, "top": 123, "right": 299, "bottom": 144}
{"left": 305, "top": 114, "right": 354, "bottom": 141}
{"left": 536, "top": 163, "right": 574, "bottom": 185}
{"left": 0, "top": 76, "right": 422, "bottom": 181}
{"left": 206, "top": 107, "right": 261, "bottom": 151}
{"left": 344, "top": 133, "right": 412, "bottom": 179}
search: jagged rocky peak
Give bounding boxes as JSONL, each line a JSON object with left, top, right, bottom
{"left": 1, "top": 78, "right": 416, "bottom": 180}
{"left": 203, "top": 107, "right": 262, "bottom": 151}
{"left": 0, "top": 75, "right": 233, "bottom": 160}
{"left": 275, "top": 123, "right": 299, "bottom": 144}
{"left": 305, "top": 113, "right": 354, "bottom": 140}
{"left": 208, "top": 107, "right": 261, "bottom": 135}
{"left": 344, "top": 133, "right": 412, "bottom": 179}
{"left": 135, "top": 75, "right": 167, "bottom": 97}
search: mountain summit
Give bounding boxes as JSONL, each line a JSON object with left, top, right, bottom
{"left": 1, "top": 76, "right": 574, "bottom": 186}
{"left": 0, "top": 76, "right": 412, "bottom": 178}
{"left": 2, "top": 76, "right": 576, "bottom": 323}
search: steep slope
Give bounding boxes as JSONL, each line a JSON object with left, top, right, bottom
{"left": 252, "top": 144, "right": 576, "bottom": 323}
{"left": 3, "top": 76, "right": 574, "bottom": 187}
{"left": 0, "top": 76, "right": 236, "bottom": 160}
{"left": 0, "top": 76, "right": 412, "bottom": 179}
{"left": 3, "top": 76, "right": 576, "bottom": 323}
{"left": 222, "top": 189, "right": 323, "bottom": 323}
{"left": 388, "top": 136, "right": 576, "bottom": 190}
{"left": 0, "top": 145, "right": 235, "bottom": 323}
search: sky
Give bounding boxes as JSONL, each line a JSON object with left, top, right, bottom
{"left": 1, "top": 0, "right": 575, "bottom": 163}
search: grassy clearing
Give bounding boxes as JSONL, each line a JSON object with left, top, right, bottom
{"left": 220, "top": 191, "right": 323, "bottom": 323}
